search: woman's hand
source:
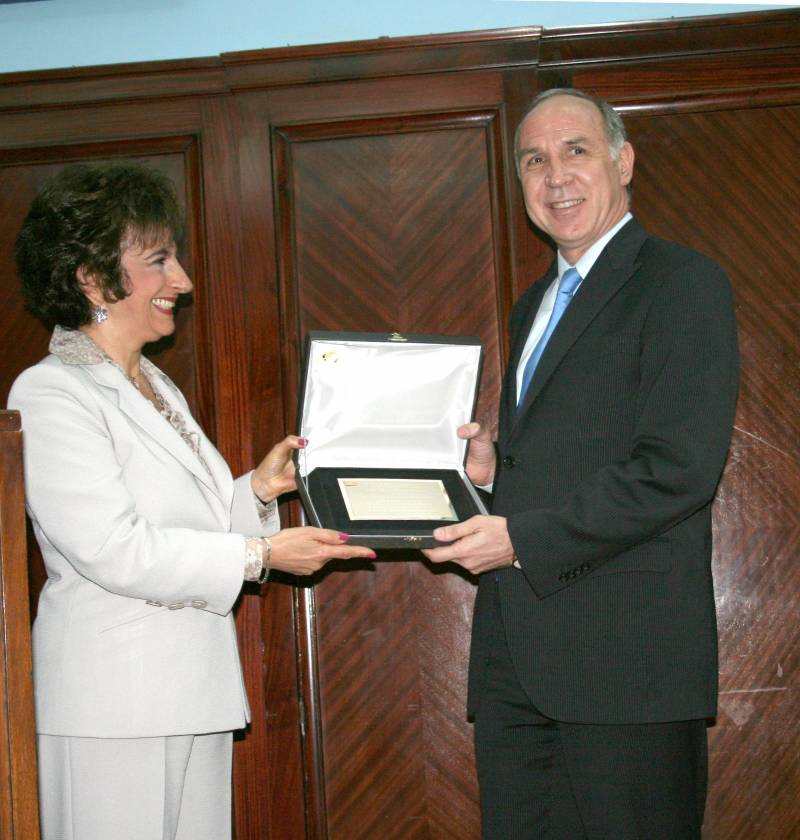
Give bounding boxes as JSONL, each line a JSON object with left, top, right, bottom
{"left": 269, "top": 527, "right": 376, "bottom": 576}
{"left": 251, "top": 435, "right": 307, "bottom": 503}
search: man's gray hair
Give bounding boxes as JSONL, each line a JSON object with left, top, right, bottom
{"left": 514, "top": 88, "right": 628, "bottom": 177}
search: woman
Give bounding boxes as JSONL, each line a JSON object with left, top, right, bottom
{"left": 8, "top": 162, "right": 375, "bottom": 840}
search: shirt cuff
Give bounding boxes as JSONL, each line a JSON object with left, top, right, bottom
{"left": 254, "top": 495, "right": 278, "bottom": 527}
{"left": 244, "top": 536, "right": 271, "bottom": 583}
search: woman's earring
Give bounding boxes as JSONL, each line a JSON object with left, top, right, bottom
{"left": 91, "top": 304, "right": 109, "bottom": 324}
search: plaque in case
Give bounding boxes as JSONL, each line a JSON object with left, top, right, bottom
{"left": 295, "top": 331, "right": 486, "bottom": 548}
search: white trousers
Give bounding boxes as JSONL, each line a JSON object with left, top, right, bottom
{"left": 37, "top": 732, "right": 233, "bottom": 840}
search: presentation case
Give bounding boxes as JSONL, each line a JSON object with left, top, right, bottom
{"left": 295, "top": 331, "right": 487, "bottom": 548}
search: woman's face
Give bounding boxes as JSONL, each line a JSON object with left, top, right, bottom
{"left": 106, "top": 235, "right": 193, "bottom": 348}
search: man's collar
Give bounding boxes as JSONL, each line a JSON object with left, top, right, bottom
{"left": 557, "top": 212, "right": 633, "bottom": 280}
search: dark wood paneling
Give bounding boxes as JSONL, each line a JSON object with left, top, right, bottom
{"left": 223, "top": 28, "right": 540, "bottom": 91}
{"left": 0, "top": 59, "right": 227, "bottom": 113}
{"left": 273, "top": 109, "right": 510, "bottom": 838}
{"left": 0, "top": 411, "right": 40, "bottom": 839}
{"left": 621, "top": 103, "right": 800, "bottom": 840}
{"left": 235, "top": 87, "right": 310, "bottom": 840}
{"left": 253, "top": 74, "right": 519, "bottom": 838}
{"left": 540, "top": 7, "right": 800, "bottom": 66}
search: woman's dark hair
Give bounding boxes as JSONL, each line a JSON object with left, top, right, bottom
{"left": 15, "top": 162, "right": 185, "bottom": 329}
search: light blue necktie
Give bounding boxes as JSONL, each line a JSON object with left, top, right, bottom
{"left": 517, "top": 266, "right": 582, "bottom": 407}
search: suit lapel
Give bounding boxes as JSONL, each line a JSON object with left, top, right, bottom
{"left": 83, "top": 363, "right": 231, "bottom": 519}
{"left": 149, "top": 372, "right": 235, "bottom": 514}
{"left": 513, "top": 219, "right": 647, "bottom": 426}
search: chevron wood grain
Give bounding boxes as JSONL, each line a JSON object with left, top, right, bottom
{"left": 627, "top": 104, "right": 800, "bottom": 840}
{"left": 278, "top": 116, "right": 506, "bottom": 838}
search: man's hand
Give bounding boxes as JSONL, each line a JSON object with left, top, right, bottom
{"left": 460, "top": 422, "right": 496, "bottom": 487}
{"left": 422, "top": 514, "right": 514, "bottom": 575}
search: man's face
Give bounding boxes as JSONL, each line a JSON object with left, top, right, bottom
{"left": 516, "top": 95, "right": 634, "bottom": 264}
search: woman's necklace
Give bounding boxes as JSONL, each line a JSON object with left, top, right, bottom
{"left": 86, "top": 337, "right": 213, "bottom": 477}
{"left": 126, "top": 369, "right": 165, "bottom": 412}
{"left": 116, "top": 361, "right": 213, "bottom": 477}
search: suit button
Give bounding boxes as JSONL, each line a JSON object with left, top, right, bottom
{"left": 191, "top": 600, "right": 208, "bottom": 610}
{"left": 146, "top": 600, "right": 163, "bottom": 607}
{"left": 502, "top": 455, "right": 516, "bottom": 468}
{"left": 167, "top": 602, "right": 185, "bottom": 610}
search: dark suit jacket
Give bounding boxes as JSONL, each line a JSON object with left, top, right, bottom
{"left": 468, "top": 218, "right": 739, "bottom": 725}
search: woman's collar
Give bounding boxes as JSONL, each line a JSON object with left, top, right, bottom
{"left": 49, "top": 324, "right": 159, "bottom": 379}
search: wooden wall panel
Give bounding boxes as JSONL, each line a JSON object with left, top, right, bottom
{"left": 0, "top": 105, "right": 275, "bottom": 840}
{"left": 273, "top": 110, "right": 511, "bottom": 839}
{"left": 230, "top": 88, "right": 311, "bottom": 840}
{"left": 620, "top": 103, "right": 800, "bottom": 840}
{"left": 0, "top": 411, "right": 39, "bottom": 839}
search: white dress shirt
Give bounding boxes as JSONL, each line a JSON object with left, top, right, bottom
{"left": 515, "top": 212, "right": 632, "bottom": 400}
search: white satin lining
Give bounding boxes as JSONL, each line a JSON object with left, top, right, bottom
{"left": 300, "top": 339, "right": 481, "bottom": 476}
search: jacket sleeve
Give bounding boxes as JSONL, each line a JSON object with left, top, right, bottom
{"left": 508, "top": 253, "right": 740, "bottom": 597}
{"left": 9, "top": 363, "right": 247, "bottom": 616}
{"left": 231, "top": 473, "right": 281, "bottom": 538}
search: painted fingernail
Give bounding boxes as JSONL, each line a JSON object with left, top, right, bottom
{"left": 367, "top": 552, "right": 377, "bottom": 559}
{"left": 339, "top": 532, "right": 350, "bottom": 541}
{"left": 298, "top": 438, "right": 308, "bottom": 447}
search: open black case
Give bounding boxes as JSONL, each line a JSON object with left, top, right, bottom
{"left": 295, "top": 331, "right": 487, "bottom": 548}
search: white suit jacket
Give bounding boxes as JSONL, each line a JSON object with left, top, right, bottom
{"left": 8, "top": 329, "right": 277, "bottom": 738}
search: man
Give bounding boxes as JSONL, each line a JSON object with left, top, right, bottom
{"left": 423, "top": 89, "right": 739, "bottom": 839}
